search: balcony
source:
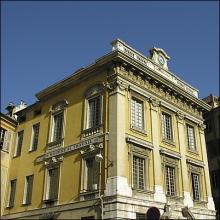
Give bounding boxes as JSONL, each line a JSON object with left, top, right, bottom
{"left": 82, "top": 125, "right": 102, "bottom": 138}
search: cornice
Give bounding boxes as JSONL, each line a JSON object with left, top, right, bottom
{"left": 35, "top": 51, "right": 119, "bottom": 101}
{"left": 34, "top": 44, "right": 210, "bottom": 113}
{"left": 114, "top": 51, "right": 211, "bottom": 112}
{"left": 0, "top": 112, "right": 18, "bottom": 127}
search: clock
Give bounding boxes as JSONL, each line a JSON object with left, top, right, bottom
{"left": 158, "top": 55, "right": 165, "bottom": 65}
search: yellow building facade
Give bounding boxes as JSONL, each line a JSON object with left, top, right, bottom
{"left": 1, "top": 39, "right": 216, "bottom": 219}
{"left": 1, "top": 112, "right": 17, "bottom": 216}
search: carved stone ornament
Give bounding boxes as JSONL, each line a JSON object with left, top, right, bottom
{"left": 85, "top": 84, "right": 104, "bottom": 97}
{"left": 198, "top": 122, "right": 206, "bottom": 131}
{"left": 176, "top": 111, "right": 185, "bottom": 120}
{"left": 52, "top": 100, "right": 68, "bottom": 112}
{"left": 44, "top": 156, "right": 64, "bottom": 166}
{"left": 149, "top": 97, "right": 160, "bottom": 107}
{"left": 105, "top": 79, "right": 128, "bottom": 93}
{"left": 80, "top": 143, "right": 101, "bottom": 155}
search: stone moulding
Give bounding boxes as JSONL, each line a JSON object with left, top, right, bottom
{"left": 126, "top": 135, "right": 154, "bottom": 150}
{"left": 111, "top": 59, "right": 208, "bottom": 119}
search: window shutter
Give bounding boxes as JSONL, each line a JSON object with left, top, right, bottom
{"left": 49, "top": 168, "right": 59, "bottom": 200}
{"left": 16, "top": 131, "right": 24, "bottom": 156}
{"left": 26, "top": 175, "right": 34, "bottom": 204}
{"left": 9, "top": 180, "right": 17, "bottom": 207}
{"left": 86, "top": 159, "right": 94, "bottom": 190}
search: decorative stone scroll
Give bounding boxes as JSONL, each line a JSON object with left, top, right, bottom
{"left": 105, "top": 78, "right": 128, "bottom": 94}
{"left": 198, "top": 122, "right": 206, "bottom": 131}
{"left": 176, "top": 111, "right": 185, "bottom": 120}
{"left": 149, "top": 97, "right": 160, "bottom": 107}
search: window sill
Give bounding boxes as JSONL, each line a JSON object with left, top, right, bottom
{"left": 43, "top": 198, "right": 58, "bottom": 204}
{"left": 82, "top": 125, "right": 102, "bottom": 138}
{"left": 22, "top": 202, "right": 31, "bottom": 206}
{"left": 130, "top": 126, "right": 147, "bottom": 135}
{"left": 80, "top": 190, "right": 99, "bottom": 201}
{"left": 13, "top": 154, "right": 21, "bottom": 158}
{"left": 29, "top": 148, "right": 37, "bottom": 153}
{"left": 166, "top": 195, "right": 183, "bottom": 199}
{"left": 6, "top": 205, "right": 14, "bottom": 209}
{"left": 162, "top": 139, "right": 176, "bottom": 147}
{"left": 47, "top": 139, "right": 63, "bottom": 149}
{"left": 132, "top": 188, "right": 154, "bottom": 194}
{"left": 187, "top": 149, "right": 199, "bottom": 155}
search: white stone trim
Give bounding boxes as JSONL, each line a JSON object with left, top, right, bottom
{"left": 104, "top": 176, "right": 132, "bottom": 197}
{"left": 207, "top": 196, "right": 215, "bottom": 210}
{"left": 126, "top": 135, "right": 154, "bottom": 150}
{"left": 183, "top": 191, "right": 194, "bottom": 208}
{"left": 154, "top": 185, "right": 166, "bottom": 203}
{"left": 186, "top": 158, "right": 205, "bottom": 167}
{"left": 159, "top": 148, "right": 181, "bottom": 159}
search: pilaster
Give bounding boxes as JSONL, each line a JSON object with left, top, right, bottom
{"left": 176, "top": 111, "right": 194, "bottom": 207}
{"left": 105, "top": 77, "right": 132, "bottom": 197}
{"left": 198, "top": 123, "right": 215, "bottom": 211}
{"left": 149, "top": 98, "right": 166, "bottom": 203}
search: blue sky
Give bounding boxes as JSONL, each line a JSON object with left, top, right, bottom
{"left": 1, "top": 1, "right": 219, "bottom": 112}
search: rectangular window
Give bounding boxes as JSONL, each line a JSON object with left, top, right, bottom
{"left": 86, "top": 157, "right": 99, "bottom": 191}
{"left": 133, "top": 156, "right": 145, "bottom": 190}
{"left": 52, "top": 112, "right": 63, "bottom": 142}
{"left": 191, "top": 173, "right": 200, "bottom": 201}
{"left": 23, "top": 175, "right": 34, "bottom": 205}
{"left": 187, "top": 124, "right": 196, "bottom": 151}
{"left": 15, "top": 130, "right": 24, "bottom": 156}
{"left": 165, "top": 166, "right": 176, "bottom": 196}
{"left": 8, "top": 179, "right": 17, "bottom": 207}
{"left": 88, "top": 97, "right": 101, "bottom": 128}
{"left": 131, "top": 97, "right": 144, "bottom": 130}
{"left": 46, "top": 167, "right": 59, "bottom": 201}
{"left": 30, "top": 123, "right": 40, "bottom": 151}
{"left": 162, "top": 113, "right": 173, "bottom": 141}
{"left": 0, "top": 127, "right": 7, "bottom": 149}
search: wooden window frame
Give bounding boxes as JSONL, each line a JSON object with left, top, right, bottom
{"left": 7, "top": 179, "right": 17, "bottom": 208}
{"left": 22, "top": 175, "right": 34, "bottom": 205}
{"left": 14, "top": 130, "right": 24, "bottom": 157}
{"left": 29, "top": 123, "right": 40, "bottom": 152}
{"left": 129, "top": 144, "right": 150, "bottom": 192}
{"left": 161, "top": 155, "right": 180, "bottom": 198}
{"left": 47, "top": 100, "right": 68, "bottom": 148}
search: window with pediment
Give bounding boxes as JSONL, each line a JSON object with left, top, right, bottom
{"left": 161, "top": 155, "right": 180, "bottom": 197}
{"left": 187, "top": 163, "right": 204, "bottom": 202}
{"left": 48, "top": 100, "right": 68, "bottom": 148}
{"left": 129, "top": 144, "right": 150, "bottom": 191}
{"left": 82, "top": 84, "right": 103, "bottom": 138}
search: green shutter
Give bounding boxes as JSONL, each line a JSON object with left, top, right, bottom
{"left": 26, "top": 175, "right": 34, "bottom": 204}
{"left": 49, "top": 168, "right": 59, "bottom": 200}
{"left": 9, "top": 179, "right": 17, "bottom": 207}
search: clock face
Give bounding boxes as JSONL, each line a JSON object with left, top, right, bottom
{"left": 158, "top": 55, "right": 165, "bottom": 65}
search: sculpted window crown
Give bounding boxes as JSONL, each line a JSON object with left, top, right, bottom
{"left": 176, "top": 111, "right": 185, "bottom": 120}
{"left": 198, "top": 122, "right": 206, "bottom": 131}
{"left": 149, "top": 97, "right": 160, "bottom": 107}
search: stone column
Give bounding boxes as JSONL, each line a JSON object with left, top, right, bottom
{"left": 149, "top": 98, "right": 166, "bottom": 203}
{"left": 198, "top": 123, "right": 215, "bottom": 211}
{"left": 176, "top": 111, "right": 193, "bottom": 207}
{"left": 104, "top": 79, "right": 132, "bottom": 197}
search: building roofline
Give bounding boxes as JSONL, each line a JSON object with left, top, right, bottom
{"left": 0, "top": 112, "right": 18, "bottom": 126}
